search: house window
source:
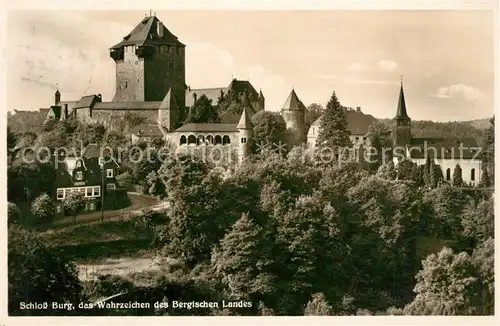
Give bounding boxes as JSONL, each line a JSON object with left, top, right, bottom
{"left": 107, "top": 183, "right": 116, "bottom": 190}
{"left": 168, "top": 61, "right": 174, "bottom": 68}
{"left": 106, "top": 169, "right": 114, "bottom": 178}
{"left": 79, "top": 188, "right": 85, "bottom": 194}
{"left": 75, "top": 171, "right": 83, "bottom": 180}
{"left": 86, "top": 187, "right": 93, "bottom": 197}
{"left": 56, "top": 205, "right": 61, "bottom": 213}
{"left": 76, "top": 161, "right": 82, "bottom": 168}
{"left": 241, "top": 137, "right": 247, "bottom": 144}
{"left": 57, "top": 189, "right": 64, "bottom": 199}
{"left": 93, "top": 186, "right": 101, "bottom": 197}
{"left": 471, "top": 168, "right": 475, "bottom": 181}
{"left": 89, "top": 202, "right": 95, "bottom": 210}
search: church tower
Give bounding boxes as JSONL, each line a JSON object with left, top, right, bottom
{"left": 392, "top": 78, "right": 412, "bottom": 147}
{"left": 281, "top": 89, "right": 306, "bottom": 145}
{"left": 237, "top": 106, "right": 253, "bottom": 164}
{"left": 110, "top": 14, "right": 185, "bottom": 109}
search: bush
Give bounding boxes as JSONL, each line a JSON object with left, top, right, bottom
{"left": 103, "top": 188, "right": 131, "bottom": 210}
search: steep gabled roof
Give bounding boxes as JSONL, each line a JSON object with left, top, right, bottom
{"left": 237, "top": 107, "right": 252, "bottom": 130}
{"left": 111, "top": 16, "right": 184, "bottom": 49}
{"left": 74, "top": 95, "right": 101, "bottom": 109}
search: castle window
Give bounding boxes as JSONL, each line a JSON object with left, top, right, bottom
{"left": 223, "top": 135, "right": 231, "bottom": 145}
{"left": 197, "top": 135, "right": 205, "bottom": 145}
{"left": 206, "top": 135, "right": 214, "bottom": 144}
{"left": 187, "top": 135, "right": 197, "bottom": 145}
{"left": 137, "top": 78, "right": 139, "bottom": 82}
{"left": 125, "top": 81, "right": 128, "bottom": 88}
{"left": 215, "top": 135, "right": 222, "bottom": 144}
{"left": 355, "top": 136, "right": 359, "bottom": 141}
{"left": 180, "top": 135, "right": 187, "bottom": 145}
{"left": 446, "top": 168, "right": 451, "bottom": 181}
{"left": 363, "top": 137, "right": 366, "bottom": 141}
{"left": 241, "top": 137, "right": 247, "bottom": 144}
{"left": 471, "top": 168, "right": 475, "bottom": 181}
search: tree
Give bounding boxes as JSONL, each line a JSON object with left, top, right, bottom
{"left": 461, "top": 198, "right": 494, "bottom": 243}
{"left": 316, "top": 91, "right": 352, "bottom": 151}
{"left": 304, "top": 293, "right": 334, "bottom": 316}
{"left": 472, "top": 238, "right": 494, "bottom": 314}
{"left": 481, "top": 117, "right": 494, "bottom": 181}
{"left": 184, "top": 95, "right": 220, "bottom": 124}
{"left": 452, "top": 163, "right": 463, "bottom": 187}
{"left": 7, "top": 127, "right": 17, "bottom": 151}
{"left": 478, "top": 166, "right": 492, "bottom": 188}
{"left": 63, "top": 192, "right": 86, "bottom": 224}
{"left": 211, "top": 213, "right": 276, "bottom": 303}
{"left": 31, "top": 193, "right": 56, "bottom": 223}
{"left": 396, "top": 159, "right": 415, "bottom": 180}
{"left": 8, "top": 202, "right": 22, "bottom": 225}
{"left": 8, "top": 225, "right": 81, "bottom": 315}
{"left": 376, "top": 161, "right": 397, "bottom": 180}
{"left": 403, "top": 247, "right": 483, "bottom": 315}
{"left": 366, "top": 121, "right": 393, "bottom": 171}
{"left": 251, "top": 110, "right": 288, "bottom": 155}
{"left": 304, "top": 103, "right": 324, "bottom": 132}
{"left": 70, "top": 122, "right": 106, "bottom": 148}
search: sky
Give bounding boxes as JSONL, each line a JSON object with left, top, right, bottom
{"left": 6, "top": 10, "right": 495, "bottom": 121}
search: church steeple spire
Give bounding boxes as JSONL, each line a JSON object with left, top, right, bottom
{"left": 396, "top": 75, "right": 409, "bottom": 118}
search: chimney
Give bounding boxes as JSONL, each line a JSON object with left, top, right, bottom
{"left": 157, "top": 21, "right": 163, "bottom": 37}
{"left": 356, "top": 106, "right": 361, "bottom": 112}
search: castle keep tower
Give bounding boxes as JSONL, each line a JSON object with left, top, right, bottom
{"left": 110, "top": 15, "right": 186, "bottom": 109}
{"left": 392, "top": 79, "right": 412, "bottom": 147}
{"left": 281, "top": 89, "right": 306, "bottom": 145}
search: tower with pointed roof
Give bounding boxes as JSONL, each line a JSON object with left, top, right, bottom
{"left": 110, "top": 14, "right": 186, "bottom": 110}
{"left": 392, "top": 78, "right": 412, "bottom": 147}
{"left": 237, "top": 105, "right": 253, "bottom": 163}
{"left": 281, "top": 89, "right": 306, "bottom": 145}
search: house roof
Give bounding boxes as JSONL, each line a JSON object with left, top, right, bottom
{"left": 74, "top": 95, "right": 100, "bottom": 109}
{"left": 185, "top": 87, "right": 227, "bottom": 107}
{"left": 49, "top": 106, "right": 62, "bottom": 119}
{"left": 111, "top": 16, "right": 184, "bottom": 50}
{"left": 93, "top": 101, "right": 162, "bottom": 110}
{"left": 174, "top": 123, "right": 238, "bottom": 133}
{"left": 311, "top": 109, "right": 378, "bottom": 135}
{"left": 408, "top": 137, "right": 480, "bottom": 159}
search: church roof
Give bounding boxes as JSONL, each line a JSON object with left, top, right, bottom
{"left": 408, "top": 137, "right": 480, "bottom": 159}
{"left": 111, "top": 15, "right": 184, "bottom": 50}
{"left": 174, "top": 123, "right": 238, "bottom": 133}
{"left": 311, "top": 108, "right": 377, "bottom": 135}
{"left": 237, "top": 107, "right": 253, "bottom": 129}
{"left": 282, "top": 89, "right": 306, "bottom": 111}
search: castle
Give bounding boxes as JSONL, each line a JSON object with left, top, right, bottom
{"left": 45, "top": 14, "right": 308, "bottom": 163}
{"left": 43, "top": 14, "right": 483, "bottom": 184}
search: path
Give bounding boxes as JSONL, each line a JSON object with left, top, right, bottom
{"left": 51, "top": 193, "right": 169, "bottom": 228}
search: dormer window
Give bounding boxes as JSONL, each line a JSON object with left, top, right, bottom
{"left": 75, "top": 171, "right": 83, "bottom": 180}
{"left": 76, "top": 160, "right": 82, "bottom": 168}
{"left": 106, "top": 169, "right": 114, "bottom": 178}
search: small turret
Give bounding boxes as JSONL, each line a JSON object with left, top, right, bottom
{"left": 55, "top": 88, "right": 61, "bottom": 105}
{"left": 237, "top": 107, "right": 253, "bottom": 164}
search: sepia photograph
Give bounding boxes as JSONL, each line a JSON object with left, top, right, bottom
{"left": 4, "top": 3, "right": 496, "bottom": 320}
